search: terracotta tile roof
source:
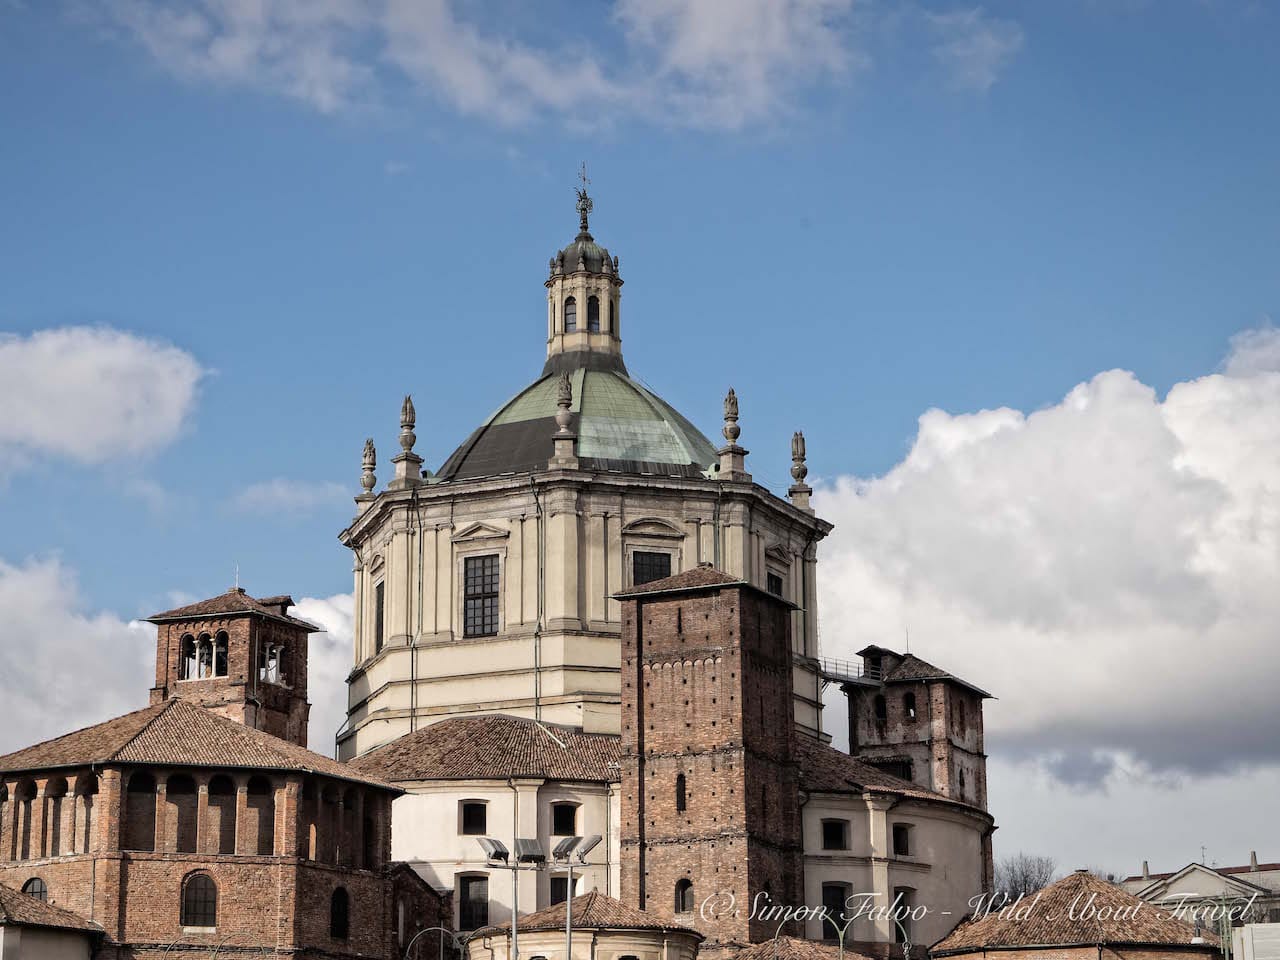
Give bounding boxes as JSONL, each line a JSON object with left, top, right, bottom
{"left": 729, "top": 936, "right": 876, "bottom": 960}
{"left": 0, "top": 882, "right": 102, "bottom": 933}
{"left": 0, "top": 699, "right": 396, "bottom": 791}
{"left": 857, "top": 646, "right": 992, "bottom": 698}
{"left": 932, "top": 871, "right": 1218, "bottom": 955}
{"left": 147, "top": 587, "right": 317, "bottom": 630}
{"left": 477, "top": 891, "right": 701, "bottom": 937}
{"left": 348, "top": 714, "right": 621, "bottom": 783}
{"left": 614, "top": 563, "right": 745, "bottom": 597}
{"left": 796, "top": 737, "right": 985, "bottom": 813}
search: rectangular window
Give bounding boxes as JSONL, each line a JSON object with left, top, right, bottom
{"left": 374, "top": 581, "right": 386, "bottom": 653}
{"left": 463, "top": 555, "right": 500, "bottom": 638}
{"left": 632, "top": 551, "right": 671, "bottom": 586}
{"left": 821, "top": 819, "right": 849, "bottom": 851}
{"left": 767, "top": 571, "right": 785, "bottom": 597}
{"left": 892, "top": 823, "right": 911, "bottom": 857}
{"left": 893, "top": 888, "right": 913, "bottom": 943}
{"left": 821, "top": 883, "right": 850, "bottom": 942}
{"left": 460, "top": 802, "right": 487, "bottom": 836}
{"left": 552, "top": 803, "right": 578, "bottom": 836}
{"left": 459, "top": 876, "right": 489, "bottom": 930}
{"left": 550, "top": 875, "right": 570, "bottom": 905}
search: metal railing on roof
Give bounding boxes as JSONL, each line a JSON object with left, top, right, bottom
{"left": 819, "top": 657, "right": 872, "bottom": 684}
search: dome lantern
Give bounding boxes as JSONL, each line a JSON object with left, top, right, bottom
{"left": 544, "top": 165, "right": 624, "bottom": 376}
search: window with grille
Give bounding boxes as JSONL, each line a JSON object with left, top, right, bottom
{"left": 564, "top": 297, "right": 577, "bottom": 333}
{"left": 767, "top": 571, "right": 785, "bottom": 597}
{"left": 587, "top": 296, "right": 600, "bottom": 332}
{"left": 460, "top": 801, "right": 487, "bottom": 835}
{"left": 463, "top": 555, "right": 499, "bottom": 637}
{"left": 632, "top": 551, "right": 671, "bottom": 586}
{"left": 181, "top": 874, "right": 217, "bottom": 928}
{"left": 21, "top": 878, "right": 47, "bottom": 902}
{"left": 459, "top": 876, "right": 489, "bottom": 930}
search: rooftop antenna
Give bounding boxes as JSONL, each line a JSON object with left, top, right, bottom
{"left": 234, "top": 562, "right": 239, "bottom": 590}
{"left": 905, "top": 624, "right": 910, "bottom": 654}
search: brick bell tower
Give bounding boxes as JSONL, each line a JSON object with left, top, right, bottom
{"left": 147, "top": 587, "right": 315, "bottom": 747}
{"left": 617, "top": 564, "right": 803, "bottom": 948}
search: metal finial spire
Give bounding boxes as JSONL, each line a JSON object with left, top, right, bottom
{"left": 575, "top": 162, "right": 593, "bottom": 234}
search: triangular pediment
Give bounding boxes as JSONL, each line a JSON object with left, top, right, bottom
{"left": 451, "top": 521, "right": 511, "bottom": 544}
{"left": 765, "top": 543, "right": 793, "bottom": 564}
{"left": 1138, "top": 862, "right": 1268, "bottom": 900}
{"left": 621, "top": 517, "right": 684, "bottom": 539}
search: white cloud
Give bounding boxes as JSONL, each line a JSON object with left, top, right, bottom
{"left": 292, "top": 592, "right": 354, "bottom": 758}
{"left": 926, "top": 6, "right": 1024, "bottom": 92}
{"left": 0, "top": 557, "right": 154, "bottom": 757}
{"left": 0, "top": 326, "right": 204, "bottom": 473}
{"left": 85, "top": 0, "right": 1010, "bottom": 130}
{"left": 231, "top": 477, "right": 349, "bottom": 515}
{"left": 814, "top": 327, "right": 1280, "bottom": 786}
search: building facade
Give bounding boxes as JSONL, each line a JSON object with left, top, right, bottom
{"left": 337, "top": 187, "right": 831, "bottom": 759}
{"left": 337, "top": 187, "right": 998, "bottom": 955}
{"left": 0, "top": 590, "right": 444, "bottom": 959}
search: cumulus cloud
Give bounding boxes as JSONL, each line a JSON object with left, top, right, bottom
{"left": 0, "top": 326, "right": 204, "bottom": 474}
{"left": 926, "top": 6, "right": 1024, "bottom": 92}
{"left": 231, "top": 478, "right": 349, "bottom": 516}
{"left": 87, "top": 0, "right": 1015, "bottom": 130}
{"left": 0, "top": 557, "right": 154, "bottom": 757}
{"left": 292, "top": 592, "right": 354, "bottom": 758}
{"left": 814, "top": 327, "right": 1280, "bottom": 787}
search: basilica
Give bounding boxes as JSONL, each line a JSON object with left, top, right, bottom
{"left": 338, "top": 185, "right": 997, "bottom": 956}
{"left": 0, "top": 184, "right": 997, "bottom": 960}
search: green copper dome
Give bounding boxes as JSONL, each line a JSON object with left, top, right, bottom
{"left": 435, "top": 365, "right": 718, "bottom": 482}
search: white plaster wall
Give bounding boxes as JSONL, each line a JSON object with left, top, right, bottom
{"left": 390, "top": 778, "right": 619, "bottom": 932}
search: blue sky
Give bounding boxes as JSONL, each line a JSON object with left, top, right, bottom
{"left": 1, "top": 1, "right": 1278, "bottom": 875}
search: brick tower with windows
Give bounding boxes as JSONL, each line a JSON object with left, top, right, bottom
{"left": 841, "top": 644, "right": 992, "bottom": 811}
{"left": 147, "top": 587, "right": 315, "bottom": 747}
{"left": 617, "top": 564, "right": 803, "bottom": 948}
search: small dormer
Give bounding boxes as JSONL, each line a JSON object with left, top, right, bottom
{"left": 543, "top": 170, "right": 625, "bottom": 375}
{"left": 857, "top": 644, "right": 904, "bottom": 681}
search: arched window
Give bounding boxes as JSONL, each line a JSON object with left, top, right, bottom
{"left": 208, "top": 775, "right": 236, "bottom": 855}
{"left": 330, "top": 887, "right": 350, "bottom": 940}
{"left": 166, "top": 774, "right": 198, "bottom": 853}
{"left": 904, "top": 692, "right": 917, "bottom": 720}
{"left": 874, "top": 695, "right": 887, "bottom": 720}
{"left": 675, "top": 773, "right": 686, "bottom": 812}
{"left": 247, "top": 775, "right": 275, "bottom": 856}
{"left": 21, "top": 877, "right": 47, "bottom": 902}
{"left": 14, "top": 780, "right": 35, "bottom": 861}
{"left": 181, "top": 873, "right": 218, "bottom": 928}
{"left": 197, "top": 635, "right": 213, "bottom": 679}
{"left": 587, "top": 295, "right": 600, "bottom": 332}
{"left": 608, "top": 299, "right": 615, "bottom": 334}
{"left": 214, "top": 632, "right": 229, "bottom": 677}
{"left": 123, "top": 772, "right": 156, "bottom": 852}
{"left": 43, "top": 777, "right": 67, "bottom": 857}
{"left": 674, "top": 879, "right": 694, "bottom": 914}
{"left": 180, "top": 635, "right": 197, "bottom": 679}
{"left": 564, "top": 297, "right": 577, "bottom": 333}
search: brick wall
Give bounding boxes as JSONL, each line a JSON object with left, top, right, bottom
{"left": 620, "top": 582, "right": 803, "bottom": 947}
